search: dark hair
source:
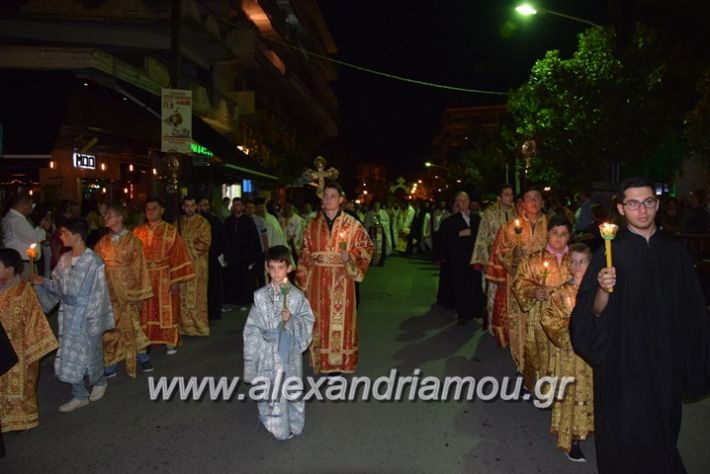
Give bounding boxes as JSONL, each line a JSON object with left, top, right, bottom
{"left": 59, "top": 218, "right": 90, "bottom": 242}
{"left": 323, "top": 180, "right": 343, "bottom": 196}
{"left": 569, "top": 243, "right": 592, "bottom": 258}
{"left": 265, "top": 245, "right": 291, "bottom": 264}
{"left": 10, "top": 193, "right": 32, "bottom": 208}
{"left": 145, "top": 196, "right": 164, "bottom": 208}
{"left": 522, "top": 186, "right": 542, "bottom": 198}
{"left": 547, "top": 214, "right": 573, "bottom": 234}
{"left": 617, "top": 177, "right": 655, "bottom": 203}
{"left": 0, "top": 248, "right": 23, "bottom": 275}
{"left": 232, "top": 197, "right": 243, "bottom": 204}
{"left": 105, "top": 203, "right": 128, "bottom": 222}
{"left": 243, "top": 198, "right": 255, "bottom": 206}
{"left": 498, "top": 183, "right": 514, "bottom": 195}
{"left": 182, "top": 195, "right": 196, "bottom": 204}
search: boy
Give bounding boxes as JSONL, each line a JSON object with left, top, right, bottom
{"left": 32, "top": 219, "right": 114, "bottom": 413}
{"left": 541, "top": 243, "right": 594, "bottom": 462}
{"left": 0, "top": 248, "right": 58, "bottom": 431}
{"left": 243, "top": 245, "right": 314, "bottom": 440}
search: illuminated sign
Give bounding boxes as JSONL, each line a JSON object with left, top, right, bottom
{"left": 191, "top": 142, "right": 213, "bottom": 156}
{"left": 242, "top": 179, "right": 252, "bottom": 193}
{"left": 73, "top": 152, "right": 96, "bottom": 170}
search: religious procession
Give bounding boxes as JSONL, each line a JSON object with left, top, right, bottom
{"left": 2, "top": 169, "right": 709, "bottom": 473}
{"left": 1, "top": 2, "right": 710, "bottom": 473}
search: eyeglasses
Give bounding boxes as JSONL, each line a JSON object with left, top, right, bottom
{"left": 622, "top": 197, "right": 657, "bottom": 210}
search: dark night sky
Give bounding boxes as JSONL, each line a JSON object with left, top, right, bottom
{"left": 317, "top": 1, "right": 608, "bottom": 178}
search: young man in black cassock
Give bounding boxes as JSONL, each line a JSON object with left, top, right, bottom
{"left": 440, "top": 191, "right": 484, "bottom": 325}
{"left": 571, "top": 177, "right": 710, "bottom": 474}
{"left": 0, "top": 320, "right": 19, "bottom": 457}
{"left": 223, "top": 197, "right": 262, "bottom": 306}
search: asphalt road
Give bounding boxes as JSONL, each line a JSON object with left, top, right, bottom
{"left": 2, "top": 256, "right": 708, "bottom": 473}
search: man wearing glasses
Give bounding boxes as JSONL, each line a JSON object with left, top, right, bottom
{"left": 570, "top": 177, "right": 710, "bottom": 473}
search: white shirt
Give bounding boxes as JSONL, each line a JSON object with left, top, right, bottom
{"left": 1, "top": 208, "right": 46, "bottom": 260}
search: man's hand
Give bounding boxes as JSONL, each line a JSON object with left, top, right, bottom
{"left": 597, "top": 267, "right": 616, "bottom": 293}
{"left": 458, "top": 229, "right": 472, "bottom": 237}
{"left": 281, "top": 308, "right": 292, "bottom": 323}
{"left": 340, "top": 251, "right": 350, "bottom": 263}
{"left": 512, "top": 246, "right": 523, "bottom": 260}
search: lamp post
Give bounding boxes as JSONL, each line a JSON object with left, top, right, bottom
{"left": 515, "top": 3, "right": 600, "bottom": 28}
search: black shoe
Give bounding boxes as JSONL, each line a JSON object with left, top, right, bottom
{"left": 140, "top": 360, "right": 154, "bottom": 373}
{"left": 566, "top": 441, "right": 586, "bottom": 462}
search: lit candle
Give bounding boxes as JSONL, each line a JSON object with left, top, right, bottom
{"left": 599, "top": 222, "right": 619, "bottom": 293}
{"left": 541, "top": 260, "right": 549, "bottom": 286}
{"left": 27, "top": 243, "right": 37, "bottom": 279}
{"left": 338, "top": 232, "right": 347, "bottom": 251}
{"left": 514, "top": 218, "right": 522, "bottom": 245}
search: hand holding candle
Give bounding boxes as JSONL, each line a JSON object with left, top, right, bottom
{"left": 338, "top": 231, "right": 347, "bottom": 251}
{"left": 26, "top": 244, "right": 37, "bottom": 279}
{"left": 541, "top": 260, "right": 549, "bottom": 286}
{"left": 599, "top": 222, "right": 619, "bottom": 293}
{"left": 514, "top": 218, "right": 522, "bottom": 245}
{"left": 279, "top": 282, "right": 291, "bottom": 331}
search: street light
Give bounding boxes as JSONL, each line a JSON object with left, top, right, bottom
{"left": 515, "top": 3, "right": 600, "bottom": 28}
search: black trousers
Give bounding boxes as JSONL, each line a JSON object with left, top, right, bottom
{"left": 207, "top": 259, "right": 223, "bottom": 320}
{"left": 453, "top": 265, "right": 483, "bottom": 320}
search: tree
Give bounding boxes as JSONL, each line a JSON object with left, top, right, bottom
{"left": 507, "top": 24, "right": 698, "bottom": 190}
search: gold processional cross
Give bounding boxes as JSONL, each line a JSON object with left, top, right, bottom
{"left": 304, "top": 156, "right": 339, "bottom": 198}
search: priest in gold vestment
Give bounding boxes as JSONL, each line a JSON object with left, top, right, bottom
{"left": 496, "top": 188, "right": 548, "bottom": 374}
{"left": 296, "top": 181, "right": 374, "bottom": 374}
{"left": 512, "top": 215, "right": 572, "bottom": 390}
{"left": 178, "top": 197, "right": 211, "bottom": 337}
{"left": 133, "top": 198, "right": 194, "bottom": 352}
{"left": 541, "top": 243, "right": 594, "bottom": 460}
{"left": 95, "top": 205, "right": 153, "bottom": 378}
{"left": 0, "top": 249, "right": 58, "bottom": 432}
{"left": 470, "top": 184, "right": 514, "bottom": 333}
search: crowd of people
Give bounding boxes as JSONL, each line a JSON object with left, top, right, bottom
{"left": 0, "top": 177, "right": 708, "bottom": 471}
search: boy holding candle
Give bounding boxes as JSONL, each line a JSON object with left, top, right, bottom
{"left": 31, "top": 219, "right": 114, "bottom": 413}
{"left": 512, "top": 214, "right": 573, "bottom": 390}
{"left": 571, "top": 177, "right": 710, "bottom": 473}
{"left": 541, "top": 243, "right": 594, "bottom": 462}
{"left": 243, "top": 245, "right": 314, "bottom": 440}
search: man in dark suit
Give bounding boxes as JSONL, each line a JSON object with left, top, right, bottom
{"left": 440, "top": 191, "right": 484, "bottom": 325}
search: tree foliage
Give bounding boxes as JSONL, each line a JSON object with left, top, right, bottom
{"left": 507, "top": 25, "right": 699, "bottom": 189}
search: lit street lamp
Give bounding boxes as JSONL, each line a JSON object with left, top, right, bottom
{"left": 515, "top": 3, "right": 600, "bottom": 28}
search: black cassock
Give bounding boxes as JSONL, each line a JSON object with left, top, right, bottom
{"left": 223, "top": 213, "right": 262, "bottom": 305}
{"left": 201, "top": 211, "right": 225, "bottom": 320}
{"left": 571, "top": 229, "right": 710, "bottom": 474}
{"left": 439, "top": 212, "right": 484, "bottom": 321}
{"left": 0, "top": 320, "right": 19, "bottom": 458}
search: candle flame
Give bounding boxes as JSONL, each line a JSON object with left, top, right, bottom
{"left": 30, "top": 243, "right": 37, "bottom": 249}
{"left": 515, "top": 219, "right": 520, "bottom": 226}
{"left": 543, "top": 261, "right": 549, "bottom": 268}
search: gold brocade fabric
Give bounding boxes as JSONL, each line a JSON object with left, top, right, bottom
{"left": 178, "top": 215, "right": 211, "bottom": 337}
{"left": 0, "top": 280, "right": 58, "bottom": 432}
{"left": 95, "top": 231, "right": 153, "bottom": 377}
{"left": 296, "top": 212, "right": 374, "bottom": 374}
{"left": 133, "top": 222, "right": 195, "bottom": 347}
{"left": 541, "top": 284, "right": 594, "bottom": 452}
{"left": 496, "top": 215, "right": 548, "bottom": 373}
{"left": 512, "top": 249, "right": 571, "bottom": 389}
{"left": 471, "top": 202, "right": 514, "bottom": 332}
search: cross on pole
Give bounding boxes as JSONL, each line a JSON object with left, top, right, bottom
{"left": 304, "top": 156, "right": 339, "bottom": 198}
